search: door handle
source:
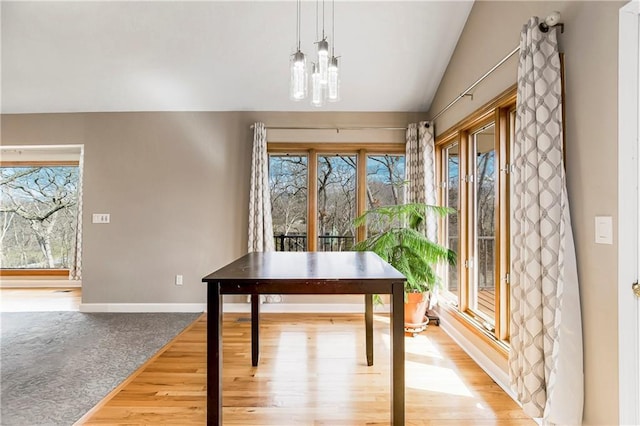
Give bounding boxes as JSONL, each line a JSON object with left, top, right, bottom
{"left": 633, "top": 281, "right": 640, "bottom": 298}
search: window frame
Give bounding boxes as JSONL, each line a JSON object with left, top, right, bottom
{"left": 268, "top": 142, "right": 405, "bottom": 251}
{"left": 0, "top": 160, "right": 80, "bottom": 277}
{"left": 435, "top": 85, "right": 516, "bottom": 356}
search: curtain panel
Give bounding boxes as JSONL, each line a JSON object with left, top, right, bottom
{"left": 405, "top": 121, "right": 437, "bottom": 241}
{"left": 248, "top": 123, "right": 275, "bottom": 252}
{"left": 509, "top": 17, "right": 583, "bottom": 425}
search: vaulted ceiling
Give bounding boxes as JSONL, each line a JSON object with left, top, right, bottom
{"left": 1, "top": 1, "right": 473, "bottom": 113}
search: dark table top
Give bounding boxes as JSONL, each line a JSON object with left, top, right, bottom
{"left": 202, "top": 251, "right": 405, "bottom": 284}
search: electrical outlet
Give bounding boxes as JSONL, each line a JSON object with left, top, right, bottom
{"left": 175, "top": 275, "right": 183, "bottom": 286}
{"left": 92, "top": 213, "right": 110, "bottom": 224}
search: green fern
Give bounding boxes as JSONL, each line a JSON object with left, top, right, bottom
{"left": 354, "top": 203, "right": 456, "bottom": 294}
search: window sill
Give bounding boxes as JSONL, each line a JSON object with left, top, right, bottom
{"left": 0, "top": 269, "right": 70, "bottom": 278}
{"left": 437, "top": 301, "right": 510, "bottom": 359}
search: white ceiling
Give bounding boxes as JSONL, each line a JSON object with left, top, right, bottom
{"left": 1, "top": 1, "right": 473, "bottom": 114}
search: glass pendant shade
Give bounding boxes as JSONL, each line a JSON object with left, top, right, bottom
{"left": 290, "top": 50, "right": 307, "bottom": 101}
{"left": 327, "top": 56, "right": 339, "bottom": 101}
{"left": 311, "top": 63, "right": 325, "bottom": 107}
{"left": 317, "top": 39, "right": 329, "bottom": 85}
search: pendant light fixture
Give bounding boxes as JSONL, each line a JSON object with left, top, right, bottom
{"left": 327, "top": 0, "right": 340, "bottom": 102}
{"left": 311, "top": 63, "right": 325, "bottom": 107}
{"left": 289, "top": 0, "right": 339, "bottom": 105}
{"left": 315, "top": 0, "right": 329, "bottom": 85}
{"left": 290, "top": 0, "right": 307, "bottom": 101}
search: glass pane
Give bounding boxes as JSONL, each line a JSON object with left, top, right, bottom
{"left": 366, "top": 155, "right": 405, "bottom": 208}
{"left": 0, "top": 166, "right": 79, "bottom": 269}
{"left": 471, "top": 124, "right": 496, "bottom": 324}
{"left": 269, "top": 155, "right": 308, "bottom": 251}
{"left": 366, "top": 155, "right": 405, "bottom": 234}
{"left": 443, "top": 144, "right": 459, "bottom": 297}
{"left": 317, "top": 155, "right": 357, "bottom": 251}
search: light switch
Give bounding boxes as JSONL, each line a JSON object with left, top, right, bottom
{"left": 595, "top": 216, "right": 613, "bottom": 245}
{"left": 92, "top": 213, "right": 110, "bottom": 224}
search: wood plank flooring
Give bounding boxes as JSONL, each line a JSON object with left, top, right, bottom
{"left": 79, "top": 313, "right": 534, "bottom": 425}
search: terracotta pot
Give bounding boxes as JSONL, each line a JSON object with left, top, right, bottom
{"left": 404, "top": 292, "right": 429, "bottom": 326}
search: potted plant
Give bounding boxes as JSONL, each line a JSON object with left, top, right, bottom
{"left": 353, "top": 203, "right": 456, "bottom": 333}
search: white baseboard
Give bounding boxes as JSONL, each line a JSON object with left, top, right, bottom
{"left": 440, "top": 316, "right": 518, "bottom": 402}
{"left": 222, "top": 303, "right": 390, "bottom": 313}
{"left": 0, "top": 280, "right": 82, "bottom": 288}
{"left": 79, "top": 303, "right": 206, "bottom": 313}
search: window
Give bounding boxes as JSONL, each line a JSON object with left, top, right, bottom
{"left": 268, "top": 144, "right": 405, "bottom": 252}
{"left": 317, "top": 155, "right": 357, "bottom": 251}
{"left": 436, "top": 87, "right": 516, "bottom": 350}
{"left": 1, "top": 164, "right": 80, "bottom": 272}
{"left": 441, "top": 143, "right": 460, "bottom": 299}
{"left": 269, "top": 155, "right": 308, "bottom": 251}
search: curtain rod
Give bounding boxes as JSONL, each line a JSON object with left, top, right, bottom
{"left": 429, "top": 45, "right": 520, "bottom": 122}
{"left": 429, "top": 13, "right": 565, "bottom": 122}
{"left": 250, "top": 125, "right": 407, "bottom": 131}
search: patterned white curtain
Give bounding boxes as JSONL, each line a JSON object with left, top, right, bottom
{"left": 405, "top": 121, "right": 437, "bottom": 241}
{"left": 248, "top": 122, "right": 275, "bottom": 252}
{"left": 509, "top": 17, "right": 583, "bottom": 425}
{"left": 69, "top": 148, "right": 84, "bottom": 280}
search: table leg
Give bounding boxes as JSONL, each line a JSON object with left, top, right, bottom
{"left": 251, "top": 294, "right": 260, "bottom": 367}
{"left": 391, "top": 281, "right": 405, "bottom": 425}
{"left": 365, "top": 294, "right": 373, "bottom": 366}
{"left": 207, "top": 283, "right": 223, "bottom": 425}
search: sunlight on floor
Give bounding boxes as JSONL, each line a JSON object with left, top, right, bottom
{"left": 380, "top": 332, "right": 444, "bottom": 360}
{"left": 405, "top": 333, "right": 444, "bottom": 360}
{"left": 376, "top": 322, "right": 475, "bottom": 398}
{"left": 405, "top": 360, "right": 474, "bottom": 397}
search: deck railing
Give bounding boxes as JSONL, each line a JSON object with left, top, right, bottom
{"left": 273, "top": 234, "right": 355, "bottom": 252}
{"left": 273, "top": 234, "right": 494, "bottom": 286}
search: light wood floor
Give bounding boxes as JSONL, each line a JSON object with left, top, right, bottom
{"left": 0, "top": 287, "right": 81, "bottom": 312}
{"left": 79, "top": 313, "right": 534, "bottom": 426}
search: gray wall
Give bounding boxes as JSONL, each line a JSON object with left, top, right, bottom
{"left": 427, "top": 2, "right": 622, "bottom": 424}
{"left": 0, "top": 111, "right": 420, "bottom": 305}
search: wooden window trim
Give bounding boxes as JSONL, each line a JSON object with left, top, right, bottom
{"left": 458, "top": 130, "right": 469, "bottom": 314}
{"left": 436, "top": 85, "right": 517, "bottom": 354}
{"left": 0, "top": 269, "right": 70, "bottom": 277}
{"left": 307, "top": 150, "right": 318, "bottom": 251}
{"left": 1, "top": 162, "right": 80, "bottom": 275}
{"left": 356, "top": 150, "right": 367, "bottom": 243}
{"left": 464, "top": 117, "right": 498, "bottom": 325}
{"left": 268, "top": 143, "right": 406, "bottom": 251}
{"left": 268, "top": 142, "right": 405, "bottom": 155}
{"left": 1, "top": 161, "right": 80, "bottom": 167}
{"left": 435, "top": 84, "right": 517, "bottom": 148}
{"left": 439, "top": 302, "right": 510, "bottom": 358}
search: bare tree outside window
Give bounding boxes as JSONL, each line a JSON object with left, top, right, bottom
{"left": 317, "top": 155, "right": 357, "bottom": 251}
{"left": 444, "top": 144, "right": 460, "bottom": 297}
{"left": 365, "top": 155, "right": 406, "bottom": 235}
{"left": 269, "top": 155, "right": 308, "bottom": 251}
{"left": 1, "top": 166, "right": 79, "bottom": 269}
{"left": 269, "top": 149, "right": 406, "bottom": 253}
{"left": 472, "top": 127, "right": 497, "bottom": 323}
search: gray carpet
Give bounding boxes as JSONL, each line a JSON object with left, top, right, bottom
{"left": 0, "top": 311, "right": 201, "bottom": 426}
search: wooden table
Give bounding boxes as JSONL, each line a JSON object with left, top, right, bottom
{"left": 202, "top": 251, "right": 406, "bottom": 425}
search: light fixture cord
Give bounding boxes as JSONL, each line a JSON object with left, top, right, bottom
{"left": 331, "top": 0, "right": 335, "bottom": 55}
{"left": 322, "top": 0, "right": 325, "bottom": 39}
{"left": 296, "top": 0, "right": 301, "bottom": 50}
{"left": 316, "top": 0, "right": 319, "bottom": 41}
